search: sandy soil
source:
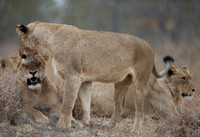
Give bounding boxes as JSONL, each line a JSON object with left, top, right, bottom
{"left": 0, "top": 115, "right": 153, "bottom": 137}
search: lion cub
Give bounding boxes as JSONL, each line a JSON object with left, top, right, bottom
{"left": 1, "top": 55, "right": 61, "bottom": 124}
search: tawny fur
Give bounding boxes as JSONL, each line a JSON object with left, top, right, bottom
{"left": 16, "top": 21, "right": 173, "bottom": 131}
{"left": 91, "top": 65, "right": 196, "bottom": 118}
{"left": 1, "top": 56, "right": 61, "bottom": 124}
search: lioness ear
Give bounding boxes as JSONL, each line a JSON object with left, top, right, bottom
{"left": 168, "top": 65, "right": 178, "bottom": 76}
{"left": 181, "top": 66, "right": 190, "bottom": 73}
{"left": 16, "top": 24, "right": 29, "bottom": 35}
{"left": 11, "top": 55, "right": 21, "bottom": 64}
{"left": 37, "top": 55, "right": 49, "bottom": 62}
{"left": 11, "top": 56, "right": 18, "bottom": 63}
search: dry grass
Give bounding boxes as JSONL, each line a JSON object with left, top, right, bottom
{"left": 155, "top": 41, "right": 200, "bottom": 89}
{"left": 144, "top": 93, "right": 200, "bottom": 137}
{"left": 0, "top": 70, "right": 27, "bottom": 124}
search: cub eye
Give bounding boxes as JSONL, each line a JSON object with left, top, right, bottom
{"left": 182, "top": 77, "right": 186, "bottom": 80}
{"left": 36, "top": 62, "right": 41, "bottom": 67}
{"left": 22, "top": 54, "right": 27, "bottom": 59}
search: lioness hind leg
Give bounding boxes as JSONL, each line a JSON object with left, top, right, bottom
{"left": 78, "top": 82, "right": 92, "bottom": 125}
{"left": 57, "top": 76, "right": 82, "bottom": 129}
{"left": 132, "top": 64, "right": 153, "bottom": 132}
{"left": 110, "top": 75, "right": 132, "bottom": 126}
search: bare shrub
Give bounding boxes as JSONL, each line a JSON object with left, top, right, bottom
{"left": 144, "top": 94, "right": 200, "bottom": 137}
{"left": 0, "top": 70, "right": 26, "bottom": 124}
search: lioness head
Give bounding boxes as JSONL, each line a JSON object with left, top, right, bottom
{"left": 17, "top": 56, "right": 47, "bottom": 90}
{"left": 17, "top": 23, "right": 51, "bottom": 65}
{"left": 167, "top": 65, "right": 196, "bottom": 100}
{"left": 19, "top": 45, "right": 38, "bottom": 65}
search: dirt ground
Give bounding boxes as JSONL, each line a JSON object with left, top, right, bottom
{"left": 0, "top": 115, "right": 154, "bottom": 137}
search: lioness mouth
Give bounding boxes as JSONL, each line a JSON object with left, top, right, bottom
{"left": 181, "top": 93, "right": 187, "bottom": 97}
{"left": 181, "top": 93, "right": 192, "bottom": 97}
{"left": 27, "top": 77, "right": 41, "bottom": 86}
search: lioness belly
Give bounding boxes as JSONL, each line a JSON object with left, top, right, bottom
{"left": 82, "top": 67, "right": 132, "bottom": 83}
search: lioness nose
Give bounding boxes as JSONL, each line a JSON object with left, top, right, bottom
{"left": 192, "top": 89, "right": 195, "bottom": 92}
{"left": 22, "top": 54, "right": 27, "bottom": 59}
{"left": 29, "top": 71, "right": 37, "bottom": 76}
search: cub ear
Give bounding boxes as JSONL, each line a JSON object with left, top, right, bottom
{"left": 1, "top": 59, "right": 6, "bottom": 68}
{"left": 0, "top": 59, "right": 12, "bottom": 69}
{"left": 181, "top": 66, "right": 190, "bottom": 73}
{"left": 16, "top": 24, "right": 29, "bottom": 35}
{"left": 168, "top": 65, "right": 178, "bottom": 76}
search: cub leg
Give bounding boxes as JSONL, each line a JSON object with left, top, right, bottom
{"left": 78, "top": 82, "right": 92, "bottom": 125}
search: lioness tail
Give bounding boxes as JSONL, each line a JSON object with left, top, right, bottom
{"left": 152, "top": 55, "right": 174, "bottom": 78}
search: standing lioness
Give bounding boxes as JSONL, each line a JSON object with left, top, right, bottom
{"left": 16, "top": 21, "right": 173, "bottom": 132}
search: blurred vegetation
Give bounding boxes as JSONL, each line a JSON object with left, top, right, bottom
{"left": 0, "top": 0, "right": 200, "bottom": 47}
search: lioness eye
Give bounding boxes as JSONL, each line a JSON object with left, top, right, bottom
{"left": 37, "top": 62, "right": 41, "bottom": 67}
{"left": 182, "top": 77, "right": 186, "bottom": 80}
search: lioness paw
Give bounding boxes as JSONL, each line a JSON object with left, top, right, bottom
{"left": 35, "top": 115, "right": 50, "bottom": 125}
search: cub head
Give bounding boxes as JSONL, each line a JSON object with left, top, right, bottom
{"left": 0, "top": 56, "right": 21, "bottom": 73}
{"left": 17, "top": 55, "right": 47, "bottom": 90}
{"left": 167, "top": 65, "right": 196, "bottom": 100}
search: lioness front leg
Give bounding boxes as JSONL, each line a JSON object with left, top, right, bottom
{"left": 24, "top": 94, "right": 49, "bottom": 124}
{"left": 27, "top": 107, "right": 49, "bottom": 124}
{"left": 57, "top": 76, "right": 82, "bottom": 128}
{"left": 165, "top": 90, "right": 179, "bottom": 115}
{"left": 132, "top": 83, "right": 145, "bottom": 132}
{"left": 44, "top": 90, "right": 62, "bottom": 119}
